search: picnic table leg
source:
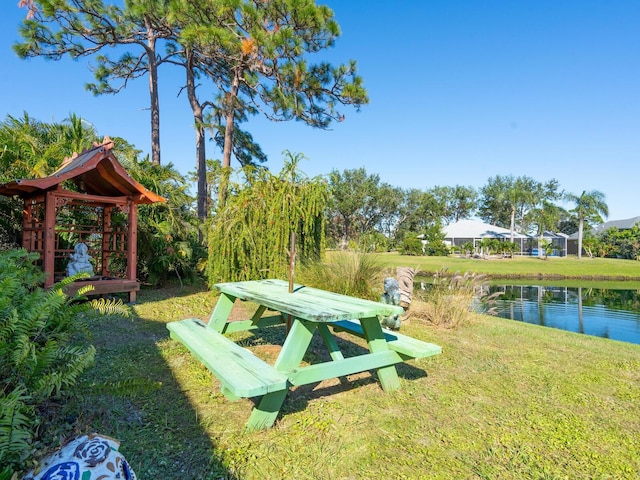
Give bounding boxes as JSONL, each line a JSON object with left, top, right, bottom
{"left": 245, "top": 319, "right": 316, "bottom": 430}
{"left": 245, "top": 389, "right": 288, "bottom": 431}
{"left": 274, "top": 318, "right": 317, "bottom": 371}
{"left": 317, "top": 324, "right": 345, "bottom": 361}
{"left": 208, "top": 293, "right": 236, "bottom": 332}
{"left": 359, "top": 317, "right": 401, "bottom": 392}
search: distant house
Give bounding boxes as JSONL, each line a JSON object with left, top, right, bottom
{"left": 442, "top": 219, "right": 531, "bottom": 254}
{"left": 567, "top": 216, "right": 640, "bottom": 255}
{"left": 591, "top": 216, "right": 640, "bottom": 235}
{"left": 439, "top": 219, "right": 568, "bottom": 256}
{"left": 538, "top": 231, "right": 569, "bottom": 257}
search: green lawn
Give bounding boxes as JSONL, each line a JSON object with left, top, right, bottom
{"left": 53, "top": 284, "right": 640, "bottom": 479}
{"left": 373, "top": 252, "right": 640, "bottom": 280}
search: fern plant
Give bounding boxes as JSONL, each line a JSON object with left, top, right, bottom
{"left": 0, "top": 388, "right": 31, "bottom": 471}
{"left": 0, "top": 249, "right": 129, "bottom": 477}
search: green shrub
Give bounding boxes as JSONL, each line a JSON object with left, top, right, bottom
{"left": 129, "top": 160, "right": 205, "bottom": 287}
{"left": 0, "top": 249, "right": 126, "bottom": 477}
{"left": 424, "top": 240, "right": 449, "bottom": 256}
{"left": 358, "top": 231, "right": 389, "bottom": 253}
{"left": 400, "top": 236, "right": 423, "bottom": 256}
{"left": 459, "top": 241, "right": 475, "bottom": 256}
{"left": 499, "top": 240, "right": 520, "bottom": 257}
{"left": 421, "top": 223, "right": 449, "bottom": 256}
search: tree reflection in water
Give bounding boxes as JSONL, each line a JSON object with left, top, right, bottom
{"left": 480, "top": 284, "right": 640, "bottom": 344}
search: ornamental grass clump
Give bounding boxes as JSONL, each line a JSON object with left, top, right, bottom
{"left": 298, "top": 251, "right": 385, "bottom": 300}
{"left": 411, "top": 269, "right": 500, "bottom": 328}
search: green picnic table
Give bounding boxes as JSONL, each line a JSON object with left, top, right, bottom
{"left": 167, "top": 279, "right": 441, "bottom": 431}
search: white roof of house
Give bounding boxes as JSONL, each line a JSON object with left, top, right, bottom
{"left": 542, "top": 230, "right": 569, "bottom": 239}
{"left": 568, "top": 216, "right": 640, "bottom": 239}
{"left": 593, "top": 216, "right": 640, "bottom": 233}
{"left": 443, "top": 219, "right": 531, "bottom": 240}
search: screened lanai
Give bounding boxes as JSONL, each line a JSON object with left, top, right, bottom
{"left": 442, "top": 219, "right": 531, "bottom": 255}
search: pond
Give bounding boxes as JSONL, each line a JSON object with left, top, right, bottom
{"left": 479, "top": 282, "right": 640, "bottom": 345}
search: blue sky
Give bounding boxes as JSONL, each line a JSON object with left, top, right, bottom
{"left": 1, "top": 1, "right": 639, "bottom": 221}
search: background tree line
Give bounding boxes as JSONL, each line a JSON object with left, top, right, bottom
{"left": 2, "top": 113, "right": 631, "bottom": 288}
{"left": 325, "top": 168, "right": 612, "bottom": 256}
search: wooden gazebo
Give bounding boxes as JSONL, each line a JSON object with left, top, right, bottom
{"left": 0, "top": 137, "right": 165, "bottom": 302}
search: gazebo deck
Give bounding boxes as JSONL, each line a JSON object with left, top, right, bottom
{"left": 60, "top": 277, "right": 141, "bottom": 302}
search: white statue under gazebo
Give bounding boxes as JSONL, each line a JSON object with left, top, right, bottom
{"left": 66, "top": 242, "right": 94, "bottom": 277}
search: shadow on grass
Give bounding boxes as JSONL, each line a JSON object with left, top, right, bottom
{"left": 66, "top": 286, "right": 237, "bottom": 480}
{"left": 70, "top": 284, "right": 433, "bottom": 476}
{"left": 244, "top": 323, "right": 430, "bottom": 422}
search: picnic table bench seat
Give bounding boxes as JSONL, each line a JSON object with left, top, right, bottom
{"left": 331, "top": 320, "right": 442, "bottom": 359}
{"left": 167, "top": 318, "right": 288, "bottom": 400}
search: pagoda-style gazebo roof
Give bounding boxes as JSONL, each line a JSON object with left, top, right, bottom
{"left": 0, "top": 137, "right": 164, "bottom": 204}
{"left": 0, "top": 137, "right": 165, "bottom": 302}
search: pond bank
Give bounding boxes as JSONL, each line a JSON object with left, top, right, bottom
{"left": 372, "top": 252, "right": 640, "bottom": 281}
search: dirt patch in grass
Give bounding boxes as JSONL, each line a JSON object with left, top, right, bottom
{"left": 249, "top": 344, "right": 282, "bottom": 363}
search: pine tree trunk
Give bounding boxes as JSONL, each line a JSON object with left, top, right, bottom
{"left": 146, "top": 19, "right": 161, "bottom": 166}
{"left": 219, "top": 72, "right": 241, "bottom": 208}
{"left": 185, "top": 50, "right": 208, "bottom": 221}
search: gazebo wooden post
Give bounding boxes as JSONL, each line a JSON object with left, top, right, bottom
{"left": 43, "top": 191, "right": 57, "bottom": 287}
{"left": 21, "top": 196, "right": 36, "bottom": 252}
{"left": 101, "top": 206, "right": 112, "bottom": 277}
{"left": 126, "top": 199, "right": 138, "bottom": 303}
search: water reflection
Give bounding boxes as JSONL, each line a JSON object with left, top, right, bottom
{"left": 480, "top": 285, "right": 640, "bottom": 345}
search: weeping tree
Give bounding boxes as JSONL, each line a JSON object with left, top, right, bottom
{"left": 207, "top": 152, "right": 327, "bottom": 284}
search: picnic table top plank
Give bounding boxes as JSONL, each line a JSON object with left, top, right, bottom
{"left": 214, "top": 279, "right": 404, "bottom": 323}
